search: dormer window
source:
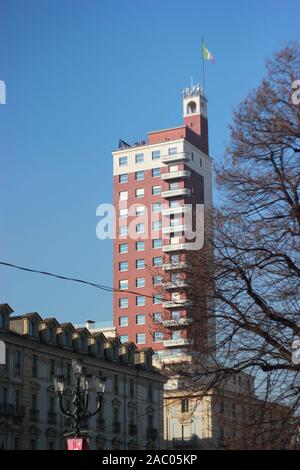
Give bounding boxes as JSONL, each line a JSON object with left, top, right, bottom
{"left": 0, "top": 313, "right": 5, "bottom": 329}
{"left": 64, "top": 330, "right": 69, "bottom": 346}
{"left": 29, "top": 320, "right": 35, "bottom": 337}
{"left": 80, "top": 336, "right": 85, "bottom": 351}
{"left": 48, "top": 327, "right": 54, "bottom": 342}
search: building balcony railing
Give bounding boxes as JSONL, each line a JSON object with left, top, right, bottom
{"left": 161, "top": 152, "right": 190, "bottom": 164}
{"left": 129, "top": 423, "right": 137, "bottom": 436}
{"left": 163, "top": 280, "right": 189, "bottom": 289}
{"left": 162, "top": 299, "right": 193, "bottom": 308}
{"left": 113, "top": 421, "right": 121, "bottom": 433}
{"left": 48, "top": 411, "right": 57, "bottom": 425}
{"left": 96, "top": 418, "right": 106, "bottom": 431}
{"left": 161, "top": 170, "right": 191, "bottom": 181}
{"left": 162, "top": 188, "right": 191, "bottom": 198}
{"left": 29, "top": 409, "right": 40, "bottom": 422}
{"left": 163, "top": 338, "right": 191, "bottom": 348}
{"left": 162, "top": 243, "right": 190, "bottom": 252}
{"left": 173, "top": 436, "right": 197, "bottom": 448}
{"left": 0, "top": 403, "right": 25, "bottom": 424}
{"left": 147, "top": 428, "right": 158, "bottom": 440}
{"left": 162, "top": 225, "right": 190, "bottom": 235}
{"left": 162, "top": 206, "right": 192, "bottom": 216}
{"left": 162, "top": 261, "right": 189, "bottom": 271}
{"left": 163, "top": 318, "right": 193, "bottom": 327}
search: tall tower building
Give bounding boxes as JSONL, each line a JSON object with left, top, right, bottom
{"left": 112, "top": 85, "right": 213, "bottom": 359}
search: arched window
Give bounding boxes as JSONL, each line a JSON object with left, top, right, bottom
{"left": 187, "top": 101, "right": 196, "bottom": 114}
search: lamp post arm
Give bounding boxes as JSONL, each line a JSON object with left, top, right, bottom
{"left": 86, "top": 393, "right": 103, "bottom": 418}
{"left": 57, "top": 394, "right": 73, "bottom": 419}
{"left": 82, "top": 392, "right": 89, "bottom": 417}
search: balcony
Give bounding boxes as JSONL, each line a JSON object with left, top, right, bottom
{"left": 162, "top": 261, "right": 189, "bottom": 270}
{"left": 96, "top": 418, "right": 105, "bottom": 431}
{"left": 163, "top": 318, "right": 193, "bottom": 327}
{"left": 163, "top": 299, "right": 193, "bottom": 308}
{"left": 129, "top": 423, "right": 137, "bottom": 436}
{"left": 162, "top": 225, "right": 190, "bottom": 235}
{"left": 163, "top": 280, "right": 189, "bottom": 289}
{"left": 162, "top": 188, "right": 191, "bottom": 198}
{"left": 161, "top": 152, "right": 190, "bottom": 164}
{"left": 48, "top": 411, "right": 57, "bottom": 425}
{"left": 147, "top": 428, "right": 158, "bottom": 440}
{"left": 162, "top": 170, "right": 191, "bottom": 181}
{"left": 0, "top": 403, "right": 25, "bottom": 424}
{"left": 162, "top": 243, "right": 190, "bottom": 252}
{"left": 162, "top": 206, "right": 191, "bottom": 216}
{"left": 113, "top": 421, "right": 121, "bottom": 433}
{"left": 29, "top": 409, "right": 40, "bottom": 422}
{"left": 163, "top": 338, "right": 191, "bottom": 348}
{"left": 173, "top": 437, "right": 197, "bottom": 448}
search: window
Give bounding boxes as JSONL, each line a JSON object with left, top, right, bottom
{"left": 135, "top": 223, "right": 144, "bottom": 233}
{"left": 171, "top": 310, "right": 181, "bottom": 321}
{"left": 136, "top": 241, "right": 145, "bottom": 251}
{"left": 135, "top": 170, "right": 144, "bottom": 181}
{"left": 170, "top": 217, "right": 180, "bottom": 226}
{"left": 119, "top": 261, "right": 128, "bottom": 272}
{"left": 168, "top": 147, "right": 177, "bottom": 155}
{"left": 135, "top": 205, "right": 145, "bottom": 216}
{"left": 136, "top": 314, "right": 145, "bottom": 325}
{"left": 119, "top": 225, "right": 128, "bottom": 236}
{"left": 135, "top": 153, "right": 144, "bottom": 163}
{"left": 119, "top": 208, "right": 128, "bottom": 218}
{"left": 135, "top": 188, "right": 144, "bottom": 198}
{"left": 152, "top": 220, "right": 162, "bottom": 231}
{"left": 120, "top": 335, "right": 128, "bottom": 343}
{"left": 148, "top": 383, "right": 153, "bottom": 402}
{"left": 152, "top": 167, "right": 161, "bottom": 177}
{"left": 119, "top": 316, "right": 128, "bottom": 327}
{"left": 152, "top": 185, "right": 161, "bottom": 195}
{"left": 130, "top": 378, "right": 135, "bottom": 398}
{"left": 119, "top": 279, "right": 128, "bottom": 290}
{"left": 0, "top": 313, "right": 5, "bottom": 329}
{"left": 153, "top": 294, "right": 162, "bottom": 305}
{"left": 14, "top": 351, "right": 21, "bottom": 373}
{"left": 114, "top": 375, "right": 119, "bottom": 394}
{"left": 32, "top": 355, "right": 38, "bottom": 378}
{"left": 152, "top": 202, "right": 161, "bottom": 213}
{"left": 66, "top": 363, "right": 72, "bottom": 383}
{"left": 181, "top": 399, "right": 189, "bottom": 413}
{"left": 119, "top": 173, "right": 128, "bottom": 183}
{"left": 200, "top": 157, "right": 202, "bottom": 168}
{"left": 136, "top": 259, "right": 145, "bottom": 269}
{"left": 170, "top": 199, "right": 180, "bottom": 208}
{"left": 171, "top": 254, "right": 180, "bottom": 263}
{"left": 152, "top": 150, "right": 160, "bottom": 160}
{"left": 153, "top": 312, "right": 162, "bottom": 323}
{"left": 119, "top": 156, "right": 128, "bottom": 166}
{"left": 153, "top": 275, "right": 162, "bottom": 285}
{"left": 136, "top": 296, "right": 145, "bottom": 306}
{"left": 136, "top": 333, "right": 146, "bottom": 344}
{"left": 119, "top": 298, "right": 128, "bottom": 308}
{"left": 171, "top": 273, "right": 180, "bottom": 283}
{"left": 136, "top": 277, "right": 145, "bottom": 288}
{"left": 29, "top": 320, "right": 35, "bottom": 336}
{"left": 171, "top": 330, "right": 181, "bottom": 339}
{"left": 50, "top": 359, "right": 55, "bottom": 377}
{"left": 119, "top": 243, "right": 128, "bottom": 254}
{"left": 169, "top": 164, "right": 178, "bottom": 172}
{"left": 152, "top": 239, "right": 162, "bottom": 249}
{"left": 169, "top": 182, "right": 179, "bottom": 190}
{"left": 119, "top": 190, "right": 128, "bottom": 201}
{"left": 153, "top": 256, "right": 162, "bottom": 267}
{"left": 153, "top": 331, "right": 163, "bottom": 342}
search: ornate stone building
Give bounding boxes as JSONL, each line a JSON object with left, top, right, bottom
{"left": 0, "top": 303, "right": 164, "bottom": 450}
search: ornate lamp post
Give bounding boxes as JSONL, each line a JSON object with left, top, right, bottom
{"left": 53, "top": 359, "right": 106, "bottom": 450}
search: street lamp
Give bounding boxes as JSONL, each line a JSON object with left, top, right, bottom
{"left": 53, "top": 359, "right": 106, "bottom": 449}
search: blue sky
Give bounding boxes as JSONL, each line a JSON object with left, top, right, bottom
{"left": 0, "top": 0, "right": 299, "bottom": 324}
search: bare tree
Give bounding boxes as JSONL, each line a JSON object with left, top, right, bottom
{"left": 159, "top": 43, "right": 300, "bottom": 449}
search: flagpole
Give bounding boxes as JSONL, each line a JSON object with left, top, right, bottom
{"left": 201, "top": 37, "right": 205, "bottom": 92}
